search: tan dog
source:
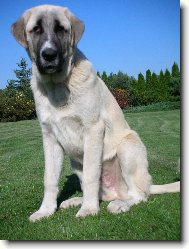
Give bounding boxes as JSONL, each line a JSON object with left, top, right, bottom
{"left": 12, "top": 5, "right": 180, "bottom": 222}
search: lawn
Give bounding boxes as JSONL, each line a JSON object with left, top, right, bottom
{"left": 0, "top": 110, "right": 180, "bottom": 240}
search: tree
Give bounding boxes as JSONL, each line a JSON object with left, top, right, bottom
{"left": 138, "top": 73, "right": 145, "bottom": 86}
{"left": 111, "top": 71, "right": 130, "bottom": 90}
{"left": 5, "top": 80, "right": 17, "bottom": 97}
{"left": 132, "top": 73, "right": 146, "bottom": 105}
{"left": 157, "top": 70, "right": 165, "bottom": 101}
{"left": 150, "top": 72, "right": 158, "bottom": 102}
{"left": 107, "top": 72, "right": 114, "bottom": 89}
{"left": 158, "top": 70, "right": 164, "bottom": 83}
{"left": 164, "top": 69, "right": 171, "bottom": 85}
{"left": 169, "top": 77, "right": 180, "bottom": 100}
{"left": 101, "top": 71, "right": 108, "bottom": 84}
{"left": 6, "top": 58, "right": 32, "bottom": 99}
{"left": 146, "top": 69, "right": 152, "bottom": 85}
{"left": 171, "top": 62, "right": 180, "bottom": 78}
{"left": 170, "top": 62, "right": 180, "bottom": 101}
{"left": 156, "top": 69, "right": 170, "bottom": 101}
{"left": 97, "top": 71, "right": 101, "bottom": 77}
{"left": 144, "top": 69, "right": 154, "bottom": 104}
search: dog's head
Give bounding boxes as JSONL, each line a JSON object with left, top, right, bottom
{"left": 12, "top": 5, "right": 84, "bottom": 75}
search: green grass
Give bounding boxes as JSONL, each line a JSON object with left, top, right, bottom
{"left": 0, "top": 110, "right": 180, "bottom": 240}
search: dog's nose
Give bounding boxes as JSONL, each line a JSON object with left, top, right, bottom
{"left": 42, "top": 48, "right": 58, "bottom": 62}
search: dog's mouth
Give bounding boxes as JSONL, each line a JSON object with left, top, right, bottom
{"left": 43, "top": 64, "right": 59, "bottom": 74}
{"left": 36, "top": 45, "right": 64, "bottom": 74}
{"left": 37, "top": 57, "right": 63, "bottom": 74}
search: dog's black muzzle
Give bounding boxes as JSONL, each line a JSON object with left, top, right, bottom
{"left": 37, "top": 43, "right": 63, "bottom": 74}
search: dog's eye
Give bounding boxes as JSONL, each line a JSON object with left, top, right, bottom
{"left": 32, "top": 25, "right": 43, "bottom": 34}
{"left": 54, "top": 22, "right": 68, "bottom": 33}
{"left": 55, "top": 25, "right": 64, "bottom": 32}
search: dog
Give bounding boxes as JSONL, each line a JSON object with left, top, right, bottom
{"left": 12, "top": 5, "right": 180, "bottom": 222}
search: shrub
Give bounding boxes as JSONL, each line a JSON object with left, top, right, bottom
{"left": 111, "top": 88, "right": 129, "bottom": 109}
{"left": 123, "top": 101, "right": 180, "bottom": 113}
{"left": 0, "top": 91, "right": 36, "bottom": 122}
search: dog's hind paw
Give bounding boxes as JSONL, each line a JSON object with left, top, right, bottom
{"left": 107, "top": 200, "right": 130, "bottom": 214}
{"left": 76, "top": 206, "right": 99, "bottom": 218}
{"left": 60, "top": 197, "right": 83, "bottom": 209}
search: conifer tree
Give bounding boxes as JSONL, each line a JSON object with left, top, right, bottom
{"left": 135, "top": 73, "right": 146, "bottom": 105}
{"left": 164, "top": 68, "right": 171, "bottom": 83}
{"left": 171, "top": 62, "right": 180, "bottom": 78}
{"left": 151, "top": 72, "right": 158, "bottom": 102}
{"left": 146, "top": 69, "right": 152, "bottom": 85}
{"left": 5, "top": 80, "right": 17, "bottom": 97}
{"left": 6, "top": 58, "right": 32, "bottom": 99}
{"left": 170, "top": 62, "right": 180, "bottom": 100}
{"left": 138, "top": 73, "right": 145, "bottom": 85}
{"left": 112, "top": 71, "right": 127, "bottom": 89}
{"left": 97, "top": 71, "right": 101, "bottom": 77}
{"left": 101, "top": 71, "right": 108, "bottom": 84}
{"left": 159, "top": 69, "right": 170, "bottom": 101}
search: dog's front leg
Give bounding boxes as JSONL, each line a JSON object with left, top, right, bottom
{"left": 76, "top": 121, "right": 104, "bottom": 218}
{"left": 29, "top": 133, "right": 64, "bottom": 222}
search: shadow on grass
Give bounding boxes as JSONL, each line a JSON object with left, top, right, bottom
{"left": 57, "top": 174, "right": 82, "bottom": 207}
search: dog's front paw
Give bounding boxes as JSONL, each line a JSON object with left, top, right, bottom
{"left": 29, "top": 208, "right": 55, "bottom": 222}
{"left": 76, "top": 206, "right": 99, "bottom": 218}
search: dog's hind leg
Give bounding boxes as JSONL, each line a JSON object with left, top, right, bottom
{"left": 107, "top": 132, "right": 152, "bottom": 214}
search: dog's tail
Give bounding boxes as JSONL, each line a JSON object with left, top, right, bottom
{"left": 150, "top": 181, "right": 180, "bottom": 194}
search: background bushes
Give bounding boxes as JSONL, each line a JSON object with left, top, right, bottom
{"left": 98, "top": 62, "right": 180, "bottom": 107}
{"left": 123, "top": 101, "right": 180, "bottom": 113}
{"left": 0, "top": 58, "right": 36, "bottom": 122}
{"left": 111, "top": 88, "right": 129, "bottom": 109}
{"left": 0, "top": 91, "right": 36, "bottom": 122}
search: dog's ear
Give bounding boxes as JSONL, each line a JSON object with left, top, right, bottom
{"left": 12, "top": 16, "right": 28, "bottom": 48}
{"left": 64, "top": 8, "right": 85, "bottom": 46}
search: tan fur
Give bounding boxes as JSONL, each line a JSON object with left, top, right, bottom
{"left": 12, "top": 5, "right": 180, "bottom": 222}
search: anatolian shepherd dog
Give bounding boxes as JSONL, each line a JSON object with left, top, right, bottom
{"left": 12, "top": 5, "right": 180, "bottom": 222}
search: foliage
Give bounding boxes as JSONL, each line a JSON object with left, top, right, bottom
{"left": 0, "top": 91, "right": 36, "bottom": 122}
{"left": 5, "top": 58, "right": 33, "bottom": 100}
{"left": 132, "top": 72, "right": 147, "bottom": 105}
{"left": 169, "top": 63, "right": 180, "bottom": 101}
{"left": 0, "top": 58, "right": 36, "bottom": 122}
{"left": 171, "top": 62, "right": 180, "bottom": 78}
{"left": 98, "top": 70, "right": 137, "bottom": 105}
{"left": 169, "top": 77, "right": 180, "bottom": 101}
{"left": 124, "top": 101, "right": 180, "bottom": 113}
{"left": 97, "top": 62, "right": 180, "bottom": 107}
{"left": 111, "top": 88, "right": 129, "bottom": 109}
{"left": 146, "top": 69, "right": 152, "bottom": 85}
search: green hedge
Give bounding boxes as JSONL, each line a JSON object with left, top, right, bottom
{"left": 123, "top": 101, "right": 180, "bottom": 113}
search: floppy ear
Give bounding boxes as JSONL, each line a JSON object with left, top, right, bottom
{"left": 12, "top": 16, "right": 28, "bottom": 48}
{"left": 64, "top": 8, "right": 85, "bottom": 46}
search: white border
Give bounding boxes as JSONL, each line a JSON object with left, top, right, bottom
{"left": 181, "top": 0, "right": 189, "bottom": 248}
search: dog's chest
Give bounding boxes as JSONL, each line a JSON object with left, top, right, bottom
{"left": 55, "top": 112, "right": 84, "bottom": 159}
{"left": 46, "top": 106, "right": 84, "bottom": 161}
